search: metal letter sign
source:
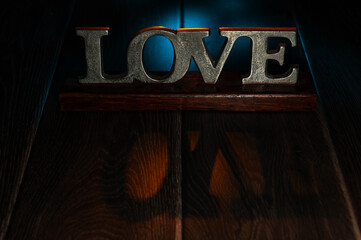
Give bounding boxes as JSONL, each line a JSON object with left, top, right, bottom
{"left": 77, "top": 26, "right": 298, "bottom": 84}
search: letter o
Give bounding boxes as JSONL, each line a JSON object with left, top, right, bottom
{"left": 126, "top": 27, "right": 189, "bottom": 83}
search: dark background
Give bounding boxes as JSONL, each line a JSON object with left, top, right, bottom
{"left": 1, "top": 0, "right": 361, "bottom": 239}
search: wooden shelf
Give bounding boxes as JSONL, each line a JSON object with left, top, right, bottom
{"left": 60, "top": 71, "right": 317, "bottom": 111}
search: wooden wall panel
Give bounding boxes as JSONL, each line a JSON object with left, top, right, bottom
{"left": 0, "top": 2, "right": 74, "bottom": 239}
{"left": 294, "top": 0, "right": 361, "bottom": 232}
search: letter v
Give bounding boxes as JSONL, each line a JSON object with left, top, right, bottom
{"left": 177, "top": 28, "right": 241, "bottom": 84}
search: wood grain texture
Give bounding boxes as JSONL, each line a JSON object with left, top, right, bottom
{"left": 5, "top": 47, "right": 182, "bottom": 240}
{"left": 4, "top": 0, "right": 361, "bottom": 239}
{"left": 0, "top": 2, "right": 74, "bottom": 239}
{"left": 181, "top": 110, "right": 356, "bottom": 239}
{"left": 294, "top": 0, "right": 361, "bottom": 232}
{"left": 59, "top": 72, "right": 317, "bottom": 111}
{"left": 6, "top": 1, "right": 183, "bottom": 239}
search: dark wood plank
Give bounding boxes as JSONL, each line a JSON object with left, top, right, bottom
{"left": 0, "top": 2, "right": 74, "bottom": 239}
{"left": 59, "top": 71, "right": 317, "bottom": 111}
{"left": 6, "top": 0, "right": 183, "bottom": 239}
{"left": 5, "top": 38, "right": 182, "bottom": 240}
{"left": 294, "top": 0, "right": 361, "bottom": 233}
{"left": 181, "top": 110, "right": 357, "bottom": 239}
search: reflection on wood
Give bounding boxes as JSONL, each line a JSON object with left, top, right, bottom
{"left": 3, "top": 0, "right": 361, "bottom": 239}
{"left": 186, "top": 131, "right": 200, "bottom": 152}
{"left": 225, "top": 133, "right": 264, "bottom": 195}
{"left": 209, "top": 150, "right": 240, "bottom": 216}
{"left": 5, "top": 35, "right": 182, "bottom": 239}
{"left": 127, "top": 133, "right": 169, "bottom": 200}
{"left": 182, "top": 111, "right": 356, "bottom": 239}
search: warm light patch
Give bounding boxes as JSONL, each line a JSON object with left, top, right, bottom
{"left": 226, "top": 132, "right": 265, "bottom": 195}
{"left": 176, "top": 28, "right": 210, "bottom": 32}
{"left": 186, "top": 131, "right": 200, "bottom": 151}
{"left": 135, "top": 26, "right": 176, "bottom": 35}
{"left": 219, "top": 27, "right": 296, "bottom": 31}
{"left": 126, "top": 133, "right": 168, "bottom": 199}
{"left": 209, "top": 150, "right": 240, "bottom": 199}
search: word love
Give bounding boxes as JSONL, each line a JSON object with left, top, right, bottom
{"left": 77, "top": 26, "right": 299, "bottom": 84}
